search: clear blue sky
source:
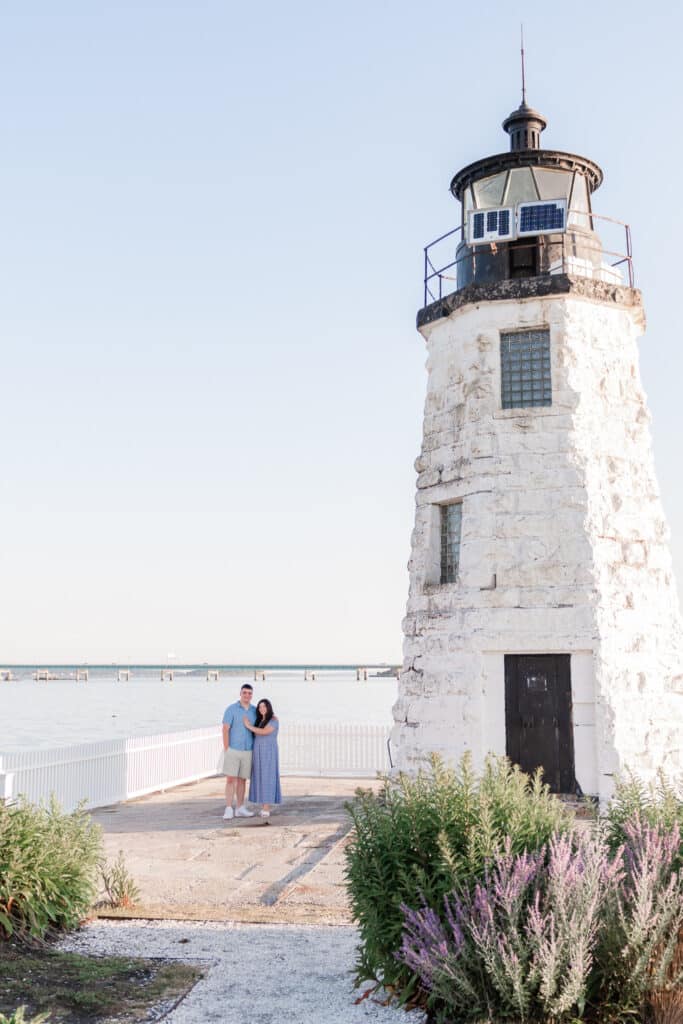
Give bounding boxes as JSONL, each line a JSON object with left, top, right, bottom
{"left": 1, "top": 1, "right": 681, "bottom": 663}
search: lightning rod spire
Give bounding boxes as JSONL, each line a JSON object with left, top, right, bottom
{"left": 521, "top": 24, "right": 526, "bottom": 104}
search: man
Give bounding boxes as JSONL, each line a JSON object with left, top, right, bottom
{"left": 221, "top": 683, "right": 257, "bottom": 820}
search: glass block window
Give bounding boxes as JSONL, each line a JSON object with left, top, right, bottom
{"left": 500, "top": 328, "right": 552, "bottom": 409}
{"left": 440, "top": 503, "right": 462, "bottom": 584}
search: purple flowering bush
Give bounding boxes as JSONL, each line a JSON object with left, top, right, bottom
{"left": 604, "top": 771, "right": 683, "bottom": 873}
{"left": 398, "top": 820, "right": 683, "bottom": 1023}
{"left": 596, "top": 820, "right": 683, "bottom": 1016}
{"left": 344, "top": 754, "right": 571, "bottom": 1004}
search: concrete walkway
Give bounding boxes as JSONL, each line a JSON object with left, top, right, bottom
{"left": 75, "top": 779, "right": 428, "bottom": 1021}
{"left": 93, "top": 775, "right": 379, "bottom": 924}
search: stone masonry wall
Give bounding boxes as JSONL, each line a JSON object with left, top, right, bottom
{"left": 392, "top": 286, "right": 683, "bottom": 800}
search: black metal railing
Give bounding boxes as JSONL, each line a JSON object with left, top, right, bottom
{"left": 422, "top": 210, "right": 634, "bottom": 308}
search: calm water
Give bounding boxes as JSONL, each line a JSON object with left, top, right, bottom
{"left": 0, "top": 667, "right": 398, "bottom": 753}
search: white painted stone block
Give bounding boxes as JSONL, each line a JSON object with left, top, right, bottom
{"left": 573, "top": 725, "right": 598, "bottom": 797}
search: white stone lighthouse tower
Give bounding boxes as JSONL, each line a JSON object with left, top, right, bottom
{"left": 392, "top": 95, "right": 683, "bottom": 802}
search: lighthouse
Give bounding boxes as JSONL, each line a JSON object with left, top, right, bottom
{"left": 392, "top": 93, "right": 683, "bottom": 802}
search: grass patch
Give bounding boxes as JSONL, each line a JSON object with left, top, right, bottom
{"left": 0, "top": 942, "right": 203, "bottom": 1024}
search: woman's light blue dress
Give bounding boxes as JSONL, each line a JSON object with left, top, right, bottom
{"left": 249, "top": 719, "right": 282, "bottom": 805}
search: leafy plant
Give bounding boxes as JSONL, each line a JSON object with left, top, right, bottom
{"left": 344, "top": 752, "right": 572, "bottom": 1001}
{"left": 0, "top": 1009, "right": 50, "bottom": 1024}
{"left": 0, "top": 797, "right": 102, "bottom": 940}
{"left": 100, "top": 850, "right": 140, "bottom": 909}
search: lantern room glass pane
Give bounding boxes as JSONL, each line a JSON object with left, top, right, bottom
{"left": 531, "top": 168, "right": 573, "bottom": 201}
{"left": 500, "top": 329, "right": 552, "bottom": 409}
{"left": 568, "top": 173, "right": 591, "bottom": 229}
{"left": 472, "top": 172, "right": 507, "bottom": 209}
{"left": 463, "top": 185, "right": 474, "bottom": 223}
{"left": 440, "top": 503, "right": 463, "bottom": 584}
{"left": 503, "top": 168, "right": 540, "bottom": 206}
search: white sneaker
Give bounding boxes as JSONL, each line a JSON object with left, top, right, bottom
{"left": 223, "top": 806, "right": 234, "bottom": 820}
{"left": 259, "top": 810, "right": 270, "bottom": 818}
{"left": 235, "top": 805, "right": 254, "bottom": 818}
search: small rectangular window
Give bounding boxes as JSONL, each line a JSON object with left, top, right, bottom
{"left": 500, "top": 328, "right": 551, "bottom": 409}
{"left": 440, "top": 503, "right": 462, "bottom": 584}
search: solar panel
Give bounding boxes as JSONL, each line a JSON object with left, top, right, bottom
{"left": 467, "top": 206, "right": 514, "bottom": 245}
{"left": 517, "top": 200, "right": 567, "bottom": 236}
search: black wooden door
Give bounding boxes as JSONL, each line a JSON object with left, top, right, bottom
{"left": 504, "top": 654, "right": 574, "bottom": 793}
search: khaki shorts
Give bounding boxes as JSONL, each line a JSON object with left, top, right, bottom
{"left": 219, "top": 748, "right": 252, "bottom": 779}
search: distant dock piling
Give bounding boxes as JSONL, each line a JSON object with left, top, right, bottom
{"left": 303, "top": 669, "right": 316, "bottom": 681}
{"left": 356, "top": 667, "right": 368, "bottom": 681}
{"left": 253, "top": 670, "right": 266, "bottom": 682}
{"left": 75, "top": 669, "right": 89, "bottom": 682}
{"left": 207, "top": 670, "right": 219, "bottom": 681}
{"left": 117, "top": 669, "right": 130, "bottom": 682}
{"left": 161, "top": 669, "right": 174, "bottom": 682}
{"left": 0, "top": 670, "right": 13, "bottom": 682}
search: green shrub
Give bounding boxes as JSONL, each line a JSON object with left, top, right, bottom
{"left": 0, "top": 1009, "right": 50, "bottom": 1024}
{"left": 344, "top": 753, "right": 572, "bottom": 1002}
{"left": 604, "top": 771, "right": 683, "bottom": 871}
{"left": 0, "top": 797, "right": 102, "bottom": 939}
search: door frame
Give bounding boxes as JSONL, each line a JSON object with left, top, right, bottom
{"left": 504, "top": 653, "right": 576, "bottom": 794}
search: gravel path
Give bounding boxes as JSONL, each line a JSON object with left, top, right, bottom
{"left": 59, "top": 920, "right": 426, "bottom": 1024}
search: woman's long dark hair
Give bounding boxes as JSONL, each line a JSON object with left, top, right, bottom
{"left": 255, "top": 698, "right": 274, "bottom": 728}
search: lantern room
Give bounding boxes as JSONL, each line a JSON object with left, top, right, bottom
{"left": 422, "top": 99, "right": 633, "bottom": 314}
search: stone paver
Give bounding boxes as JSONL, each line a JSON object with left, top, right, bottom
{"left": 93, "top": 776, "right": 378, "bottom": 924}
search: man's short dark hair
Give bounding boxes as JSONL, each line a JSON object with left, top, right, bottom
{"left": 241, "top": 684, "right": 253, "bottom": 691}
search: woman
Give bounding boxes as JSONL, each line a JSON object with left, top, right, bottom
{"left": 243, "top": 698, "right": 281, "bottom": 817}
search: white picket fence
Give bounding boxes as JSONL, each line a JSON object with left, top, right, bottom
{"left": 0, "top": 722, "right": 391, "bottom": 812}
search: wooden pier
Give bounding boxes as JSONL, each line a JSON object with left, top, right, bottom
{"left": 33, "top": 670, "right": 56, "bottom": 682}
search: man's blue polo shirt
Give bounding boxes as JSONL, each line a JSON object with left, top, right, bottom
{"left": 222, "top": 701, "right": 257, "bottom": 751}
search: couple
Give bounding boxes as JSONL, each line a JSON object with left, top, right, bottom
{"left": 219, "top": 683, "right": 281, "bottom": 820}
